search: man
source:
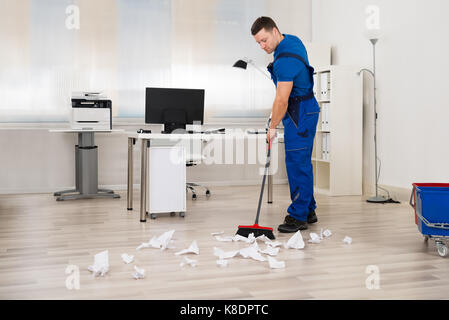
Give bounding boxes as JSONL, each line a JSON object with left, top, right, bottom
{"left": 251, "top": 16, "right": 320, "bottom": 232}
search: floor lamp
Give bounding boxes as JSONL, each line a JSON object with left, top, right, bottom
{"left": 358, "top": 36, "right": 392, "bottom": 203}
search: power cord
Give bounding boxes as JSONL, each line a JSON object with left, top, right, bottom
{"left": 376, "top": 156, "right": 400, "bottom": 203}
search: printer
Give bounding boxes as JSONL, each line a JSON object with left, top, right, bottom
{"left": 71, "top": 92, "right": 112, "bottom": 130}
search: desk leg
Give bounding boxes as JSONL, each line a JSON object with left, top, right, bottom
{"left": 127, "top": 137, "right": 134, "bottom": 210}
{"left": 140, "top": 139, "right": 149, "bottom": 222}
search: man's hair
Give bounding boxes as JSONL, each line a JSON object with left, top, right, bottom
{"left": 251, "top": 16, "right": 280, "bottom": 36}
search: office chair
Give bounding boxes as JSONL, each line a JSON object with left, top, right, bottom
{"left": 186, "top": 153, "right": 211, "bottom": 200}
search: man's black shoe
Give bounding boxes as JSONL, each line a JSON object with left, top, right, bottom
{"left": 307, "top": 210, "right": 318, "bottom": 224}
{"left": 278, "top": 215, "right": 308, "bottom": 233}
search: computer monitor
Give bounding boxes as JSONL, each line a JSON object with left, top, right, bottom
{"left": 145, "top": 87, "right": 205, "bottom": 133}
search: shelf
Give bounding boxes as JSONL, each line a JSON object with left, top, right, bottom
{"left": 312, "top": 158, "right": 330, "bottom": 163}
{"left": 312, "top": 65, "right": 362, "bottom": 196}
{"left": 314, "top": 187, "right": 330, "bottom": 196}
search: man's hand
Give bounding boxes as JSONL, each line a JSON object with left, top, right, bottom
{"left": 266, "top": 128, "right": 277, "bottom": 146}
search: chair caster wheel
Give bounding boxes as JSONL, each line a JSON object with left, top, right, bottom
{"left": 192, "top": 194, "right": 197, "bottom": 200}
{"left": 150, "top": 213, "right": 157, "bottom": 220}
{"left": 179, "top": 212, "right": 185, "bottom": 218}
{"left": 206, "top": 190, "right": 211, "bottom": 197}
{"left": 170, "top": 212, "right": 176, "bottom": 217}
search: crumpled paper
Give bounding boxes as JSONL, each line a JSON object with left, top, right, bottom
{"left": 132, "top": 265, "right": 145, "bottom": 279}
{"left": 255, "top": 235, "right": 272, "bottom": 243}
{"left": 213, "top": 247, "right": 239, "bottom": 260}
{"left": 322, "top": 229, "right": 332, "bottom": 238}
{"left": 343, "top": 236, "right": 352, "bottom": 244}
{"left": 180, "top": 256, "right": 197, "bottom": 267}
{"left": 255, "top": 235, "right": 282, "bottom": 247}
{"left": 267, "top": 256, "right": 285, "bottom": 269}
{"left": 137, "top": 230, "right": 175, "bottom": 251}
{"left": 175, "top": 240, "right": 199, "bottom": 255}
{"left": 214, "top": 233, "right": 256, "bottom": 244}
{"left": 233, "top": 233, "right": 256, "bottom": 243}
{"left": 266, "top": 240, "right": 283, "bottom": 248}
{"left": 260, "top": 245, "right": 280, "bottom": 256}
{"left": 88, "top": 250, "right": 109, "bottom": 277}
{"left": 239, "top": 242, "right": 266, "bottom": 261}
{"left": 121, "top": 253, "right": 134, "bottom": 264}
{"left": 308, "top": 233, "right": 321, "bottom": 244}
{"left": 284, "top": 230, "right": 305, "bottom": 249}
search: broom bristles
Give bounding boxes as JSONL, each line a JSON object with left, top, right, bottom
{"left": 236, "top": 226, "right": 275, "bottom": 240}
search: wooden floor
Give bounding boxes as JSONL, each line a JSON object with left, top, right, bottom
{"left": 0, "top": 184, "right": 448, "bottom": 300}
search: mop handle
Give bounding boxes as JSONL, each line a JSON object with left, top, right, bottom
{"left": 254, "top": 140, "right": 271, "bottom": 225}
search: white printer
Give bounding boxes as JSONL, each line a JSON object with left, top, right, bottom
{"left": 71, "top": 92, "right": 112, "bottom": 130}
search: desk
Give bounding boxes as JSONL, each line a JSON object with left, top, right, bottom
{"left": 127, "top": 131, "right": 283, "bottom": 222}
{"left": 49, "top": 129, "right": 124, "bottom": 201}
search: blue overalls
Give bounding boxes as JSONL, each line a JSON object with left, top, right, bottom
{"left": 267, "top": 52, "right": 320, "bottom": 222}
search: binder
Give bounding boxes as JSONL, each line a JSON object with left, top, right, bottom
{"left": 323, "top": 103, "right": 328, "bottom": 131}
{"left": 321, "top": 104, "right": 326, "bottom": 131}
{"left": 326, "top": 133, "right": 331, "bottom": 160}
{"left": 320, "top": 72, "right": 331, "bottom": 101}
{"left": 321, "top": 103, "right": 330, "bottom": 131}
{"left": 322, "top": 133, "right": 327, "bottom": 160}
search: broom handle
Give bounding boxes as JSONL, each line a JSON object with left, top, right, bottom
{"left": 255, "top": 140, "right": 271, "bottom": 225}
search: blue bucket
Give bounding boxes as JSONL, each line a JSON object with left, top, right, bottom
{"left": 416, "top": 186, "right": 449, "bottom": 236}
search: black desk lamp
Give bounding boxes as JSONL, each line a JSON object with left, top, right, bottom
{"left": 233, "top": 59, "right": 248, "bottom": 69}
{"left": 233, "top": 58, "right": 271, "bottom": 79}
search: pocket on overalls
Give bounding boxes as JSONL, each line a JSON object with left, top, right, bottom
{"left": 286, "top": 98, "right": 300, "bottom": 129}
{"left": 284, "top": 114, "right": 305, "bottom": 151}
{"left": 298, "top": 98, "right": 320, "bottom": 136}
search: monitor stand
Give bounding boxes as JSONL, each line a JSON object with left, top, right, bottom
{"left": 162, "top": 122, "right": 186, "bottom": 134}
{"left": 162, "top": 109, "right": 188, "bottom": 134}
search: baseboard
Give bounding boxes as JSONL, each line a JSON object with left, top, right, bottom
{"left": 366, "top": 184, "right": 412, "bottom": 203}
{"left": 0, "top": 187, "right": 70, "bottom": 195}
{"left": 0, "top": 182, "right": 412, "bottom": 202}
{"left": 183, "top": 179, "right": 289, "bottom": 187}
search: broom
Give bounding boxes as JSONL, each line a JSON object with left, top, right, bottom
{"left": 236, "top": 135, "right": 275, "bottom": 240}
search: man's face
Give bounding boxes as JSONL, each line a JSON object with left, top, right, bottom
{"left": 253, "top": 28, "right": 278, "bottom": 54}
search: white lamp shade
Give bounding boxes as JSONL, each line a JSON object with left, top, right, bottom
{"left": 363, "top": 28, "right": 382, "bottom": 41}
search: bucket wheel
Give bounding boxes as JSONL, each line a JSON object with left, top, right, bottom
{"left": 436, "top": 241, "right": 448, "bottom": 257}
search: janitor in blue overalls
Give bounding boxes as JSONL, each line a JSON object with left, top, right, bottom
{"left": 251, "top": 17, "right": 320, "bottom": 232}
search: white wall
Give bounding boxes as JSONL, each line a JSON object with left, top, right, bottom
{"left": 312, "top": 0, "right": 449, "bottom": 195}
